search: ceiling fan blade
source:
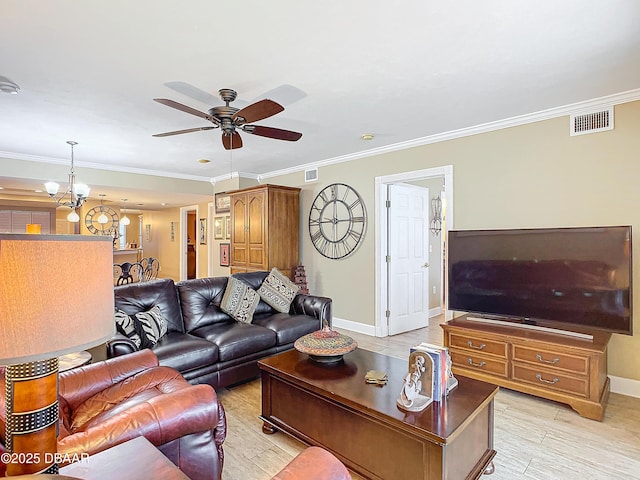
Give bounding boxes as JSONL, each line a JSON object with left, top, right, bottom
{"left": 242, "top": 125, "right": 302, "bottom": 142}
{"left": 163, "top": 81, "right": 219, "bottom": 105}
{"left": 153, "top": 126, "right": 217, "bottom": 137}
{"left": 232, "top": 99, "right": 284, "bottom": 124}
{"left": 222, "top": 131, "right": 243, "bottom": 150}
{"left": 154, "top": 98, "right": 212, "bottom": 120}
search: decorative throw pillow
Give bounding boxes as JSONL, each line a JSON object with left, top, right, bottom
{"left": 221, "top": 277, "right": 260, "bottom": 323}
{"left": 114, "top": 305, "right": 168, "bottom": 349}
{"left": 257, "top": 268, "right": 300, "bottom": 313}
{"left": 114, "top": 308, "right": 142, "bottom": 348}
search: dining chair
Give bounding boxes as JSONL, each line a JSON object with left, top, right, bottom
{"left": 113, "top": 262, "right": 144, "bottom": 285}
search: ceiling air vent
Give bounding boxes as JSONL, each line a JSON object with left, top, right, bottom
{"left": 304, "top": 168, "right": 318, "bottom": 183}
{"left": 570, "top": 107, "right": 614, "bottom": 136}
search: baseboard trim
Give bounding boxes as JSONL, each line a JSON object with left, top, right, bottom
{"left": 429, "top": 306, "right": 443, "bottom": 318}
{"left": 332, "top": 317, "right": 377, "bottom": 336}
{"left": 610, "top": 375, "right": 640, "bottom": 399}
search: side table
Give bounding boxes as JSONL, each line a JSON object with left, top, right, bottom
{"left": 59, "top": 351, "right": 92, "bottom": 372}
{"left": 60, "top": 436, "right": 190, "bottom": 479}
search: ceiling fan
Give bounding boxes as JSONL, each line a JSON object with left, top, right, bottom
{"left": 153, "top": 88, "right": 302, "bottom": 150}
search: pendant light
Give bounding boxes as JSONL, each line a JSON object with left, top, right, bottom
{"left": 97, "top": 194, "right": 109, "bottom": 224}
{"left": 120, "top": 198, "right": 131, "bottom": 226}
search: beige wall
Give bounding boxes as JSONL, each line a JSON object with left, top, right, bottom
{"left": 144, "top": 176, "right": 260, "bottom": 281}
{"left": 7, "top": 101, "right": 638, "bottom": 382}
{"left": 266, "top": 100, "right": 640, "bottom": 381}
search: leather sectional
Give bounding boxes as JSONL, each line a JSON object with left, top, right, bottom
{"left": 107, "top": 271, "right": 332, "bottom": 389}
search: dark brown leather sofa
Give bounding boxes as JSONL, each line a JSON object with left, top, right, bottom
{"left": 108, "top": 271, "right": 332, "bottom": 389}
{"left": 0, "top": 350, "right": 226, "bottom": 480}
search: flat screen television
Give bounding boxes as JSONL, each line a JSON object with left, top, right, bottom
{"left": 447, "top": 226, "right": 632, "bottom": 335}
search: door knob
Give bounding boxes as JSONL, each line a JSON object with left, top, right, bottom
{"left": 422, "top": 262, "right": 430, "bottom": 268}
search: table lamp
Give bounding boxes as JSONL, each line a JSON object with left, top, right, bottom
{"left": 0, "top": 234, "right": 115, "bottom": 476}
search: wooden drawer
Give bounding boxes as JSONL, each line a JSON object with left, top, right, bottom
{"left": 512, "top": 364, "right": 588, "bottom": 397}
{"left": 450, "top": 350, "right": 508, "bottom": 378}
{"left": 512, "top": 345, "right": 588, "bottom": 375}
{"left": 448, "top": 333, "right": 507, "bottom": 359}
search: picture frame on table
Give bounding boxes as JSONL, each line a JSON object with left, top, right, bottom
{"left": 214, "top": 216, "right": 225, "bottom": 240}
{"left": 215, "top": 192, "right": 231, "bottom": 213}
{"left": 199, "top": 218, "right": 207, "bottom": 245}
{"left": 220, "top": 243, "right": 230, "bottom": 267}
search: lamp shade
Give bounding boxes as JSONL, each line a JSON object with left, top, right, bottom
{"left": 0, "top": 234, "right": 115, "bottom": 365}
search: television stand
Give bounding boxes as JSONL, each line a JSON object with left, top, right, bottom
{"left": 442, "top": 316, "right": 611, "bottom": 421}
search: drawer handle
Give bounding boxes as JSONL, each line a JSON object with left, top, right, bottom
{"left": 536, "top": 374, "right": 559, "bottom": 385}
{"left": 536, "top": 354, "right": 560, "bottom": 365}
{"left": 467, "top": 358, "right": 486, "bottom": 368}
{"left": 467, "top": 341, "right": 486, "bottom": 350}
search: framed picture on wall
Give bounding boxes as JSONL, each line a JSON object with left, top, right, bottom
{"left": 220, "top": 243, "right": 230, "bottom": 267}
{"left": 215, "top": 192, "right": 231, "bottom": 213}
{"left": 199, "top": 218, "right": 207, "bottom": 245}
{"left": 225, "top": 216, "right": 231, "bottom": 239}
{"left": 214, "top": 216, "right": 224, "bottom": 239}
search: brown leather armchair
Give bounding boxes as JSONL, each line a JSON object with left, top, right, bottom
{"left": 272, "top": 447, "right": 352, "bottom": 480}
{"left": 1, "top": 350, "right": 226, "bottom": 480}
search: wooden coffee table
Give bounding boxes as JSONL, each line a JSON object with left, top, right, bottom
{"left": 259, "top": 348, "right": 498, "bottom": 480}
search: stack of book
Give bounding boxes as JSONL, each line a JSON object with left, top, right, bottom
{"left": 410, "top": 342, "right": 458, "bottom": 401}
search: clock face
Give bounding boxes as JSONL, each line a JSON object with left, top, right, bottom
{"left": 84, "top": 206, "right": 119, "bottom": 235}
{"left": 309, "top": 183, "right": 367, "bottom": 259}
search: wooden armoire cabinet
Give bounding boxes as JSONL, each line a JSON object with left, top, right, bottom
{"left": 228, "top": 184, "right": 300, "bottom": 279}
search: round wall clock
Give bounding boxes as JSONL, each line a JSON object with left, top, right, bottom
{"left": 84, "top": 206, "right": 119, "bottom": 235}
{"left": 309, "top": 183, "right": 367, "bottom": 259}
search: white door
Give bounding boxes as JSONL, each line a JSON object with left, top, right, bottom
{"left": 388, "top": 183, "right": 430, "bottom": 335}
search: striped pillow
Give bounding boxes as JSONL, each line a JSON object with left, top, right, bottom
{"left": 114, "top": 305, "right": 168, "bottom": 349}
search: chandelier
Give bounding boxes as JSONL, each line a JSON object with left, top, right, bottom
{"left": 44, "top": 141, "right": 90, "bottom": 223}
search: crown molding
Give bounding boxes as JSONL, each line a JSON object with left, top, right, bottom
{"left": 209, "top": 171, "right": 260, "bottom": 184}
{"left": 260, "top": 88, "right": 640, "bottom": 180}
{"left": 0, "top": 151, "right": 212, "bottom": 183}
{"left": 3, "top": 89, "right": 639, "bottom": 184}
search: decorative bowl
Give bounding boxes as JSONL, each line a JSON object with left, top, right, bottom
{"left": 294, "top": 327, "right": 358, "bottom": 364}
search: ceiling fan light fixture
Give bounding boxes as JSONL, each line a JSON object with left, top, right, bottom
{"left": 153, "top": 88, "right": 302, "bottom": 150}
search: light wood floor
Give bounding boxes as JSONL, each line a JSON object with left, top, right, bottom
{"left": 217, "top": 317, "right": 640, "bottom": 480}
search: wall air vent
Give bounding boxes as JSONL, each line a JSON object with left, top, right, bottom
{"left": 570, "top": 107, "right": 614, "bottom": 136}
{"left": 304, "top": 168, "right": 318, "bottom": 183}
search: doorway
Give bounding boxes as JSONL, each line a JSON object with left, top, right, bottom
{"left": 375, "top": 165, "right": 454, "bottom": 337}
{"left": 180, "top": 205, "right": 199, "bottom": 280}
{"left": 387, "top": 183, "right": 431, "bottom": 335}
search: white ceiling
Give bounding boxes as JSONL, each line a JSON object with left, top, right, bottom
{"left": 1, "top": 1, "right": 640, "bottom": 207}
